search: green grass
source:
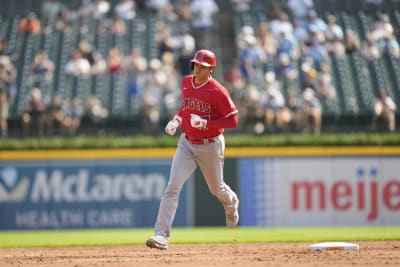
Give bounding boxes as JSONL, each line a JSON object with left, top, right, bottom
{"left": 1, "top": 133, "right": 400, "bottom": 150}
{"left": 0, "top": 226, "right": 399, "bottom": 248}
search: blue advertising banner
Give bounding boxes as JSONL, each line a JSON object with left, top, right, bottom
{"left": 0, "top": 159, "right": 193, "bottom": 230}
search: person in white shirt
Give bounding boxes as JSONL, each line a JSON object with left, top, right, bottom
{"left": 64, "top": 50, "right": 91, "bottom": 77}
{"left": 114, "top": 0, "right": 136, "bottom": 20}
{"left": 374, "top": 89, "right": 396, "bottom": 132}
{"left": 190, "top": 0, "right": 219, "bottom": 49}
{"left": 260, "top": 71, "right": 288, "bottom": 131}
{"left": 288, "top": 0, "right": 314, "bottom": 21}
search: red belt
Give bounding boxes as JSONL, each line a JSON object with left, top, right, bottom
{"left": 185, "top": 135, "right": 217, "bottom": 145}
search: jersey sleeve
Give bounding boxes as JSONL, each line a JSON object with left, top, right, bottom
{"left": 217, "top": 86, "right": 238, "bottom": 119}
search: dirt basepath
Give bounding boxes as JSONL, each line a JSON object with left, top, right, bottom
{"left": 1, "top": 241, "right": 399, "bottom": 267}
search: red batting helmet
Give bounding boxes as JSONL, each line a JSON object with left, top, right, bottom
{"left": 191, "top": 49, "right": 217, "bottom": 70}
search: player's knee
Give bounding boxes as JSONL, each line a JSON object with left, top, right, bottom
{"left": 162, "top": 185, "right": 181, "bottom": 199}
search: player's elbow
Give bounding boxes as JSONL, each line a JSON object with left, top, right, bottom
{"left": 228, "top": 114, "right": 239, "bottom": 128}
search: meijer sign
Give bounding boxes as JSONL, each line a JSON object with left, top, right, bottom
{"left": 239, "top": 157, "right": 400, "bottom": 226}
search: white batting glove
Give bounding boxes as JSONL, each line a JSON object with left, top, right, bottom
{"left": 190, "top": 114, "right": 207, "bottom": 129}
{"left": 165, "top": 115, "right": 181, "bottom": 135}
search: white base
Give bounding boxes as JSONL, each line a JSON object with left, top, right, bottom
{"left": 309, "top": 242, "right": 359, "bottom": 251}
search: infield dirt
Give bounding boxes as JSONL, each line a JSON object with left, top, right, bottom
{"left": 0, "top": 241, "right": 399, "bottom": 267}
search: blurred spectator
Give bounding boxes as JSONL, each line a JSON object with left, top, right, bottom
{"left": 114, "top": 0, "right": 136, "bottom": 20}
{"left": 269, "top": 12, "right": 293, "bottom": 38}
{"left": 158, "top": 3, "right": 179, "bottom": 27}
{"left": 299, "top": 60, "right": 317, "bottom": 90}
{"left": 78, "top": 40, "right": 96, "bottom": 66}
{"left": 316, "top": 63, "right": 336, "bottom": 100}
{"left": 55, "top": 12, "right": 73, "bottom": 33}
{"left": 22, "top": 88, "right": 47, "bottom": 137}
{"left": 238, "top": 35, "right": 267, "bottom": 83}
{"left": 274, "top": 53, "right": 298, "bottom": 80}
{"left": 370, "top": 14, "right": 393, "bottom": 42}
{"left": 265, "top": 2, "right": 283, "bottom": 21}
{"left": 79, "top": 0, "right": 110, "bottom": 19}
{"left": 175, "top": 26, "right": 196, "bottom": 76}
{"left": 231, "top": 0, "right": 251, "bottom": 12}
{"left": 380, "top": 33, "right": 400, "bottom": 58}
{"left": 44, "top": 95, "right": 64, "bottom": 136}
{"left": 286, "top": 89, "right": 304, "bottom": 132}
{"left": 140, "top": 58, "right": 167, "bottom": 132}
{"left": 175, "top": 0, "right": 192, "bottom": 28}
{"left": 0, "top": 89, "right": 8, "bottom": 138}
{"left": 92, "top": 0, "right": 111, "bottom": 19}
{"left": 123, "top": 48, "right": 147, "bottom": 97}
{"left": 276, "top": 31, "right": 300, "bottom": 63}
{"left": 304, "top": 39, "right": 329, "bottom": 70}
{"left": 292, "top": 19, "right": 309, "bottom": 50}
{"left": 79, "top": 0, "right": 95, "bottom": 18}
{"left": 64, "top": 50, "right": 91, "bottom": 77}
{"left": 84, "top": 95, "right": 108, "bottom": 124}
{"left": 62, "top": 97, "right": 84, "bottom": 135}
{"left": 373, "top": 89, "right": 396, "bottom": 132}
{"left": 146, "top": 0, "right": 170, "bottom": 16}
{"left": 160, "top": 51, "right": 179, "bottom": 91}
{"left": 259, "top": 71, "right": 288, "bottom": 132}
{"left": 324, "top": 15, "right": 344, "bottom": 42}
{"left": 107, "top": 12, "right": 127, "bottom": 35}
{"left": 18, "top": 12, "right": 41, "bottom": 35}
{"left": 90, "top": 52, "right": 107, "bottom": 75}
{"left": 142, "top": 58, "right": 166, "bottom": 108}
{"left": 139, "top": 103, "right": 161, "bottom": 134}
{"left": 344, "top": 29, "right": 361, "bottom": 54}
{"left": 190, "top": 0, "right": 219, "bottom": 49}
{"left": 301, "top": 87, "right": 322, "bottom": 135}
{"left": 360, "top": 33, "right": 380, "bottom": 60}
{"left": 326, "top": 36, "right": 346, "bottom": 57}
{"left": 156, "top": 22, "right": 175, "bottom": 57}
{"left": 236, "top": 25, "right": 255, "bottom": 50}
{"left": 147, "top": 0, "right": 170, "bottom": 14}
{"left": 0, "top": 38, "right": 18, "bottom": 63}
{"left": 0, "top": 56, "right": 17, "bottom": 106}
{"left": 288, "top": 0, "right": 314, "bottom": 21}
{"left": 244, "top": 83, "right": 265, "bottom": 134}
{"left": 62, "top": 2, "right": 81, "bottom": 22}
{"left": 107, "top": 47, "right": 124, "bottom": 74}
{"left": 41, "top": 0, "right": 64, "bottom": 19}
{"left": 224, "top": 62, "right": 242, "bottom": 88}
{"left": 302, "top": 10, "right": 327, "bottom": 43}
{"left": 256, "top": 22, "right": 278, "bottom": 59}
{"left": 160, "top": 52, "right": 180, "bottom": 118}
{"left": 29, "top": 50, "right": 55, "bottom": 88}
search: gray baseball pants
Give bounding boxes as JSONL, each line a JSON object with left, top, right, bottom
{"left": 154, "top": 133, "right": 238, "bottom": 237}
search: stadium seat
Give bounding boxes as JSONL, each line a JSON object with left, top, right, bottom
{"left": 331, "top": 55, "right": 360, "bottom": 115}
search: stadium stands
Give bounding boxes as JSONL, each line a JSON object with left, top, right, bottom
{"left": 0, "top": 0, "right": 399, "bottom": 136}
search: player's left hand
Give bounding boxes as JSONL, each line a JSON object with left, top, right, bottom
{"left": 190, "top": 114, "right": 207, "bottom": 129}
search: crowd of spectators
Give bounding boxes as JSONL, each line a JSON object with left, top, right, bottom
{"left": 0, "top": 0, "right": 223, "bottom": 137}
{"left": 225, "top": 0, "right": 398, "bottom": 134}
{"left": 0, "top": 0, "right": 398, "bottom": 137}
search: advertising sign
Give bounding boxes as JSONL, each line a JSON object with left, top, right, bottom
{"left": 239, "top": 157, "right": 400, "bottom": 226}
{"left": 0, "top": 159, "right": 193, "bottom": 230}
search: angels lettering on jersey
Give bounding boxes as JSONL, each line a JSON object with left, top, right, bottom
{"left": 182, "top": 98, "right": 211, "bottom": 114}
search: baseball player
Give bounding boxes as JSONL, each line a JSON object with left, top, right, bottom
{"left": 146, "top": 49, "right": 239, "bottom": 250}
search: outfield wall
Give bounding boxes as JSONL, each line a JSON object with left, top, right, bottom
{"left": 0, "top": 157, "right": 194, "bottom": 230}
{"left": 0, "top": 147, "right": 399, "bottom": 230}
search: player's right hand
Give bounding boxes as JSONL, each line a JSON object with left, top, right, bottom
{"left": 165, "top": 119, "right": 179, "bottom": 135}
